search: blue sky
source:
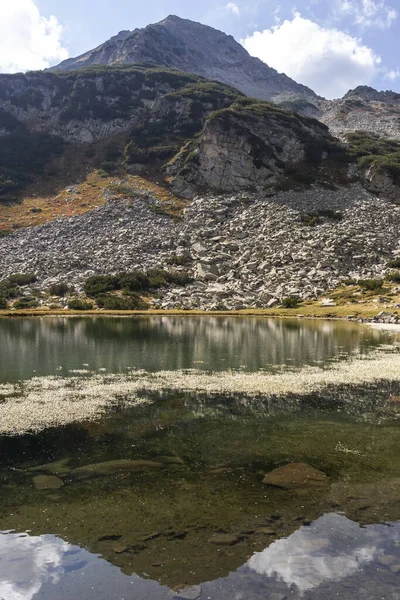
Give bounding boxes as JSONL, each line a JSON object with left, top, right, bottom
{"left": 1, "top": 0, "right": 399, "bottom": 98}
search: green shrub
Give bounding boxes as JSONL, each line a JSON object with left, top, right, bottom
{"left": 84, "top": 275, "right": 119, "bottom": 297}
{"left": 346, "top": 131, "right": 400, "bottom": 184}
{"left": 13, "top": 297, "right": 39, "bottom": 309}
{"left": 96, "top": 293, "right": 149, "bottom": 310}
{"left": 49, "top": 282, "right": 68, "bottom": 296}
{"left": 342, "top": 279, "right": 357, "bottom": 286}
{"left": 281, "top": 296, "right": 301, "bottom": 308}
{"left": 84, "top": 270, "right": 192, "bottom": 297}
{"left": 0, "top": 297, "right": 8, "bottom": 309}
{"left": 358, "top": 279, "right": 384, "bottom": 291}
{"left": 117, "top": 271, "right": 150, "bottom": 292}
{"left": 0, "top": 280, "right": 20, "bottom": 298}
{"left": 387, "top": 271, "right": 400, "bottom": 283}
{"left": 388, "top": 258, "right": 400, "bottom": 269}
{"left": 8, "top": 273, "right": 37, "bottom": 286}
{"left": 100, "top": 161, "right": 118, "bottom": 174}
{"left": 68, "top": 299, "right": 93, "bottom": 310}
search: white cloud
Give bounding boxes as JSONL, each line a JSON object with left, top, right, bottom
{"left": 225, "top": 2, "right": 240, "bottom": 16}
{"left": 385, "top": 68, "right": 400, "bottom": 80}
{"left": 0, "top": 0, "right": 68, "bottom": 73}
{"left": 337, "top": 0, "right": 397, "bottom": 28}
{"left": 242, "top": 13, "right": 381, "bottom": 99}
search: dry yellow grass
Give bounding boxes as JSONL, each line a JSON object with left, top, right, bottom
{"left": 0, "top": 302, "right": 395, "bottom": 320}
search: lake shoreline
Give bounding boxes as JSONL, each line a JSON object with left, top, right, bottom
{"left": 0, "top": 304, "right": 391, "bottom": 321}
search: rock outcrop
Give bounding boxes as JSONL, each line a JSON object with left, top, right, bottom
{"left": 167, "top": 101, "right": 338, "bottom": 195}
{"left": 51, "top": 15, "right": 319, "bottom": 104}
{"left": 319, "top": 86, "right": 400, "bottom": 141}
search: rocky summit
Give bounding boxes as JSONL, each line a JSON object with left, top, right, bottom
{"left": 51, "top": 15, "right": 318, "bottom": 104}
{"left": 0, "top": 16, "right": 400, "bottom": 312}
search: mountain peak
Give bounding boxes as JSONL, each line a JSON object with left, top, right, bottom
{"left": 51, "top": 16, "right": 320, "bottom": 103}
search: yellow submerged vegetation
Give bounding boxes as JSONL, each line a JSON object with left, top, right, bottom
{"left": 1, "top": 348, "right": 400, "bottom": 436}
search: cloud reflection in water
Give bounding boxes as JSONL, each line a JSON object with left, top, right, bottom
{"left": 247, "top": 513, "right": 392, "bottom": 594}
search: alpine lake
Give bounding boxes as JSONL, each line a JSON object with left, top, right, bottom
{"left": 1, "top": 316, "right": 400, "bottom": 600}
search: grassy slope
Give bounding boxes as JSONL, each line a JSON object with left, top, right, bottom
{"left": 0, "top": 170, "right": 184, "bottom": 233}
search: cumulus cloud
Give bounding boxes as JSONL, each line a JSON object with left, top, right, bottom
{"left": 0, "top": 0, "right": 69, "bottom": 73}
{"left": 385, "top": 68, "right": 400, "bottom": 81}
{"left": 337, "top": 0, "right": 397, "bottom": 28}
{"left": 225, "top": 2, "right": 240, "bottom": 16}
{"left": 242, "top": 13, "right": 381, "bottom": 98}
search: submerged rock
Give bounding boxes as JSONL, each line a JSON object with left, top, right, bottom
{"left": 262, "top": 463, "right": 329, "bottom": 490}
{"left": 209, "top": 534, "right": 240, "bottom": 546}
{"left": 33, "top": 475, "right": 64, "bottom": 490}
{"left": 30, "top": 458, "right": 72, "bottom": 475}
{"left": 157, "top": 456, "right": 185, "bottom": 465}
{"left": 73, "top": 459, "right": 163, "bottom": 476}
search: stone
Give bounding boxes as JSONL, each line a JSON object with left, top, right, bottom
{"left": 262, "top": 463, "right": 329, "bottom": 490}
{"left": 33, "top": 475, "right": 63, "bottom": 490}
{"left": 256, "top": 527, "right": 276, "bottom": 535}
{"left": 112, "top": 544, "right": 129, "bottom": 554}
{"left": 391, "top": 565, "right": 400, "bottom": 574}
{"left": 209, "top": 534, "right": 240, "bottom": 546}
{"left": 73, "top": 459, "right": 163, "bottom": 476}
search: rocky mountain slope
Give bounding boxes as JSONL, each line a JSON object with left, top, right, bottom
{"left": 0, "top": 55, "right": 400, "bottom": 310}
{"left": 320, "top": 86, "right": 400, "bottom": 140}
{"left": 0, "top": 182, "right": 399, "bottom": 310}
{"left": 51, "top": 15, "right": 319, "bottom": 104}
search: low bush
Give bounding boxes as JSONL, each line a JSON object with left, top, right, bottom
{"left": 84, "top": 270, "right": 192, "bottom": 297}
{"left": 281, "top": 296, "right": 301, "bottom": 309}
{"left": 342, "top": 279, "right": 357, "bottom": 286}
{"left": 8, "top": 273, "right": 37, "bottom": 286}
{"left": 388, "top": 258, "right": 400, "bottom": 269}
{"left": 96, "top": 293, "right": 149, "bottom": 310}
{"left": 13, "top": 297, "right": 39, "bottom": 309}
{"left": 0, "top": 297, "right": 8, "bottom": 309}
{"left": 0, "top": 280, "right": 19, "bottom": 298}
{"left": 387, "top": 271, "right": 400, "bottom": 283}
{"left": 49, "top": 282, "right": 69, "bottom": 296}
{"left": 68, "top": 299, "right": 93, "bottom": 310}
{"left": 84, "top": 275, "right": 119, "bottom": 297}
{"left": 358, "top": 279, "right": 384, "bottom": 291}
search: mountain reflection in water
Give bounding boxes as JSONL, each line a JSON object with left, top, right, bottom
{"left": 0, "top": 316, "right": 392, "bottom": 382}
{"left": 1, "top": 515, "right": 399, "bottom": 600}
